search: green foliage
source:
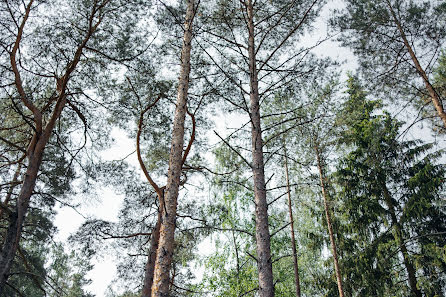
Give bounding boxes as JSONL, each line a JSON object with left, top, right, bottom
{"left": 333, "top": 0, "right": 446, "bottom": 133}
{"left": 333, "top": 77, "right": 446, "bottom": 296}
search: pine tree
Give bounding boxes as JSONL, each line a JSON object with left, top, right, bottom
{"left": 333, "top": 0, "right": 446, "bottom": 130}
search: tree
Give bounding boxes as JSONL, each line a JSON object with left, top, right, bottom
{"left": 315, "top": 144, "right": 345, "bottom": 297}
{"left": 333, "top": 0, "right": 446, "bottom": 131}
{"left": 283, "top": 146, "right": 301, "bottom": 297}
{"left": 150, "top": 1, "right": 199, "bottom": 295}
{"left": 198, "top": 0, "right": 325, "bottom": 294}
{"left": 0, "top": 0, "right": 149, "bottom": 292}
{"left": 335, "top": 77, "right": 446, "bottom": 296}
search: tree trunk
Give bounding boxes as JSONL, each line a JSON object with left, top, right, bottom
{"left": 315, "top": 145, "right": 345, "bottom": 297}
{"left": 141, "top": 210, "right": 162, "bottom": 297}
{"left": 385, "top": 0, "right": 446, "bottom": 128}
{"left": 381, "top": 184, "right": 422, "bottom": 297}
{"left": 0, "top": 154, "right": 40, "bottom": 293}
{"left": 246, "top": 1, "right": 275, "bottom": 296}
{"left": 283, "top": 147, "right": 301, "bottom": 297}
{"left": 151, "top": 1, "right": 196, "bottom": 296}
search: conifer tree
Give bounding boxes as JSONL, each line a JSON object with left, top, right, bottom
{"left": 335, "top": 77, "right": 446, "bottom": 296}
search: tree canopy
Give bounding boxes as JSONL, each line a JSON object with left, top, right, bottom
{"left": 0, "top": 0, "right": 445, "bottom": 296}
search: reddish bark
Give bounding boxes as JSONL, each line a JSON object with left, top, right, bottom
{"left": 151, "top": 1, "right": 196, "bottom": 296}
{"left": 385, "top": 0, "right": 446, "bottom": 129}
{"left": 0, "top": 0, "right": 105, "bottom": 292}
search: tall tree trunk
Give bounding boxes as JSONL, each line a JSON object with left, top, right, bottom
{"left": 385, "top": 0, "right": 446, "bottom": 128}
{"left": 315, "top": 145, "right": 345, "bottom": 297}
{"left": 246, "top": 1, "right": 274, "bottom": 296}
{"left": 381, "top": 184, "right": 422, "bottom": 297}
{"left": 283, "top": 147, "right": 301, "bottom": 297}
{"left": 151, "top": 1, "right": 196, "bottom": 296}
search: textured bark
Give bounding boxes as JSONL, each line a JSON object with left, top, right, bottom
{"left": 141, "top": 211, "right": 162, "bottom": 297}
{"left": 0, "top": 151, "right": 42, "bottom": 293}
{"left": 381, "top": 184, "right": 422, "bottom": 297}
{"left": 283, "top": 148, "right": 301, "bottom": 297}
{"left": 315, "top": 145, "right": 345, "bottom": 297}
{"left": 246, "top": 1, "right": 275, "bottom": 296}
{"left": 385, "top": 0, "right": 446, "bottom": 129}
{"left": 151, "top": 1, "right": 196, "bottom": 296}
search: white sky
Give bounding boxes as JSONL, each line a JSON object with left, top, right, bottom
{"left": 54, "top": 128, "right": 133, "bottom": 296}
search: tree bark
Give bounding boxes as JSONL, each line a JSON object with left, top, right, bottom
{"left": 151, "top": 1, "right": 196, "bottom": 296}
{"left": 283, "top": 147, "right": 301, "bottom": 297}
{"left": 381, "top": 184, "right": 422, "bottom": 297}
{"left": 141, "top": 210, "right": 162, "bottom": 297}
{"left": 315, "top": 145, "right": 345, "bottom": 297}
{"left": 246, "top": 1, "right": 275, "bottom": 296}
{"left": 385, "top": 0, "right": 446, "bottom": 128}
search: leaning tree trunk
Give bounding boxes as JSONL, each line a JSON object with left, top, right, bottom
{"left": 246, "top": 1, "right": 275, "bottom": 296}
{"left": 381, "top": 183, "right": 422, "bottom": 297}
{"left": 315, "top": 145, "right": 345, "bottom": 297}
{"left": 151, "top": 1, "right": 196, "bottom": 296}
{"left": 283, "top": 147, "right": 301, "bottom": 297}
{"left": 385, "top": 0, "right": 446, "bottom": 129}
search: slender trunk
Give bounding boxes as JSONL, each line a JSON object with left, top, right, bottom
{"left": 385, "top": 0, "right": 446, "bottom": 128}
{"left": 141, "top": 209, "right": 162, "bottom": 297}
{"left": 381, "top": 184, "right": 422, "bottom": 297}
{"left": 283, "top": 148, "right": 301, "bottom": 297}
{"left": 315, "top": 145, "right": 345, "bottom": 297}
{"left": 151, "top": 1, "right": 196, "bottom": 296}
{"left": 246, "top": 1, "right": 274, "bottom": 296}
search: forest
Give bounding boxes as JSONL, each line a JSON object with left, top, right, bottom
{"left": 0, "top": 0, "right": 445, "bottom": 296}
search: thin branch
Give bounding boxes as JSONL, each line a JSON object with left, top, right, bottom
{"left": 258, "top": 0, "right": 319, "bottom": 72}
{"left": 270, "top": 222, "right": 291, "bottom": 238}
{"left": 214, "top": 131, "right": 252, "bottom": 168}
{"left": 136, "top": 95, "right": 164, "bottom": 197}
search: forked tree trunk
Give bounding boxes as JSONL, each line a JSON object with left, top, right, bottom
{"left": 385, "top": 0, "right": 446, "bottom": 128}
{"left": 0, "top": 0, "right": 103, "bottom": 292}
{"left": 283, "top": 147, "right": 301, "bottom": 297}
{"left": 246, "top": 1, "right": 275, "bottom": 296}
{"left": 315, "top": 145, "right": 345, "bottom": 297}
{"left": 151, "top": 1, "right": 196, "bottom": 296}
{"left": 381, "top": 184, "right": 422, "bottom": 297}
